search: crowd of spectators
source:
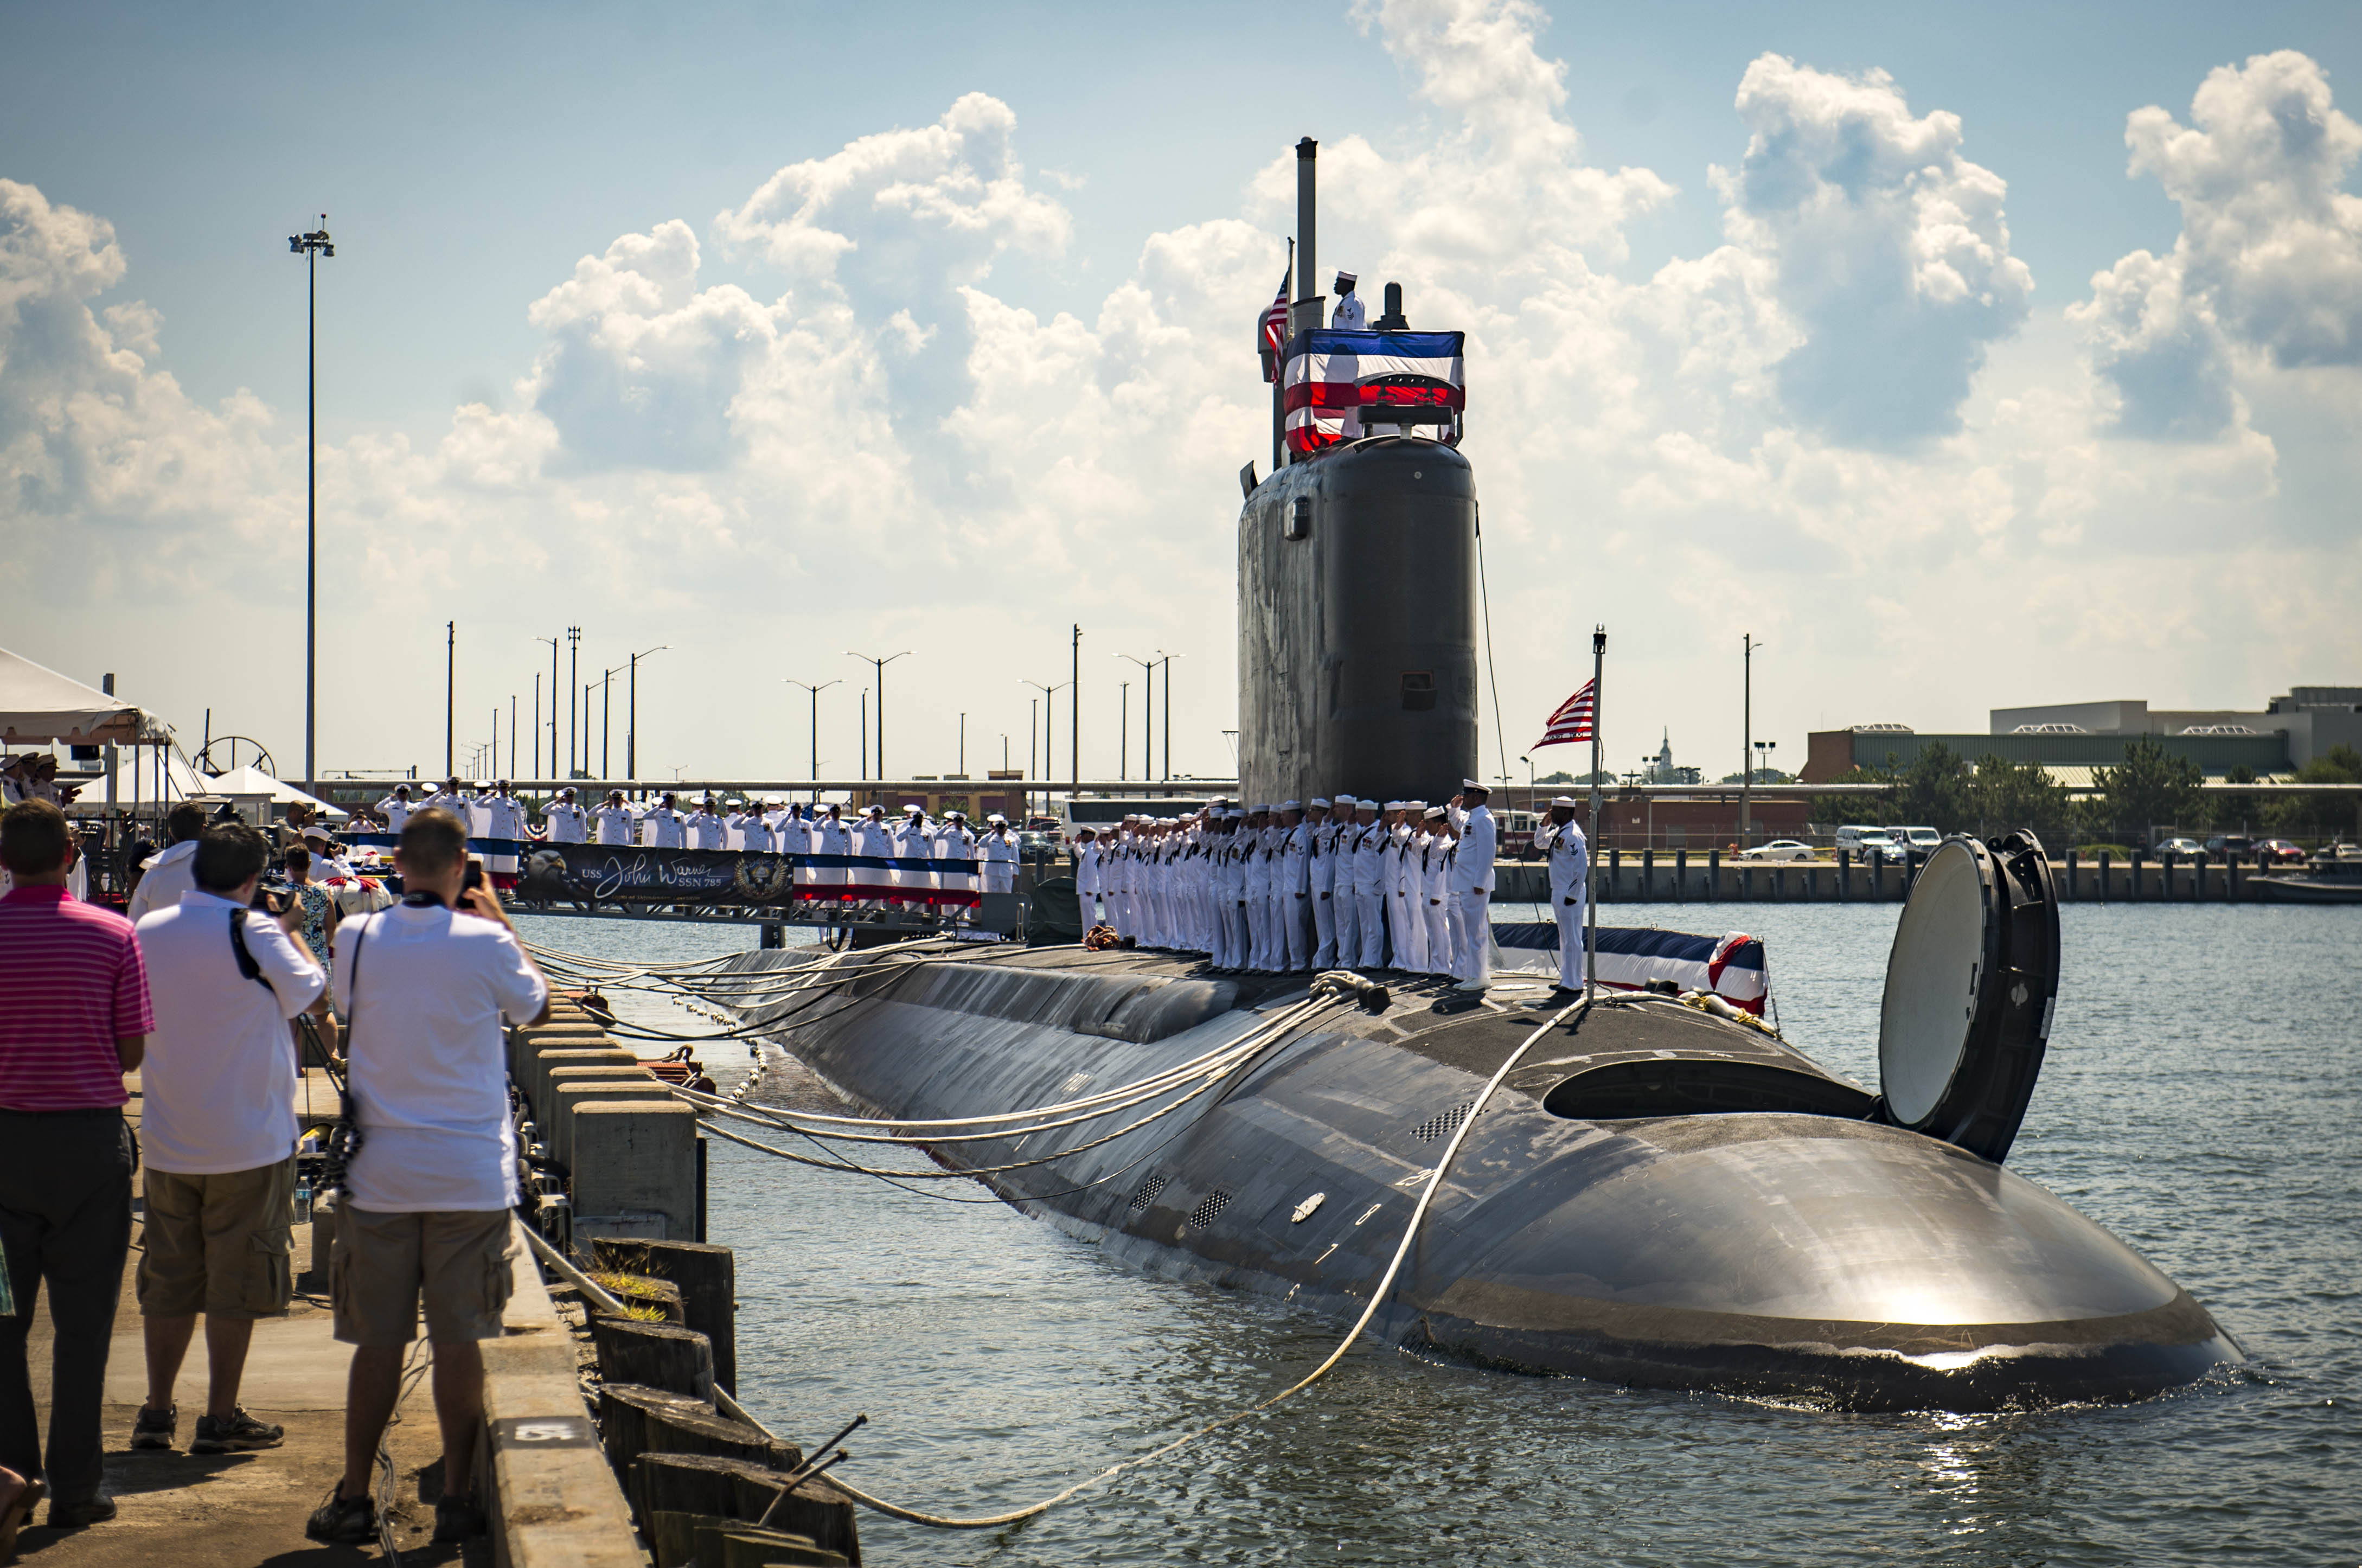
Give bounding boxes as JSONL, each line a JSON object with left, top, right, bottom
{"left": 0, "top": 798, "right": 548, "bottom": 1551}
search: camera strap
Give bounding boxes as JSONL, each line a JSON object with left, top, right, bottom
{"left": 227, "top": 907, "right": 275, "bottom": 993}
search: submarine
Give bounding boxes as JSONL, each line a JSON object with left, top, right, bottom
{"left": 710, "top": 139, "right": 2239, "bottom": 1412}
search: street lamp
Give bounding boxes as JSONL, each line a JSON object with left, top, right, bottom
{"left": 629, "top": 646, "right": 667, "bottom": 789}
{"left": 1025, "top": 679, "right": 1070, "bottom": 806}
{"left": 566, "top": 627, "right": 582, "bottom": 777}
{"left": 846, "top": 651, "right": 911, "bottom": 779}
{"left": 536, "top": 635, "right": 559, "bottom": 779}
{"left": 784, "top": 679, "right": 838, "bottom": 799}
{"left": 1156, "top": 651, "right": 1181, "bottom": 781}
{"left": 1520, "top": 753, "right": 1535, "bottom": 811}
{"left": 1117, "top": 652, "right": 1155, "bottom": 780}
{"left": 598, "top": 663, "right": 629, "bottom": 780}
{"left": 1741, "top": 633, "right": 1764, "bottom": 846}
{"left": 287, "top": 216, "right": 333, "bottom": 790}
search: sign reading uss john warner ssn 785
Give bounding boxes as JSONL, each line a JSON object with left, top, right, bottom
{"left": 516, "top": 843, "right": 982, "bottom": 908}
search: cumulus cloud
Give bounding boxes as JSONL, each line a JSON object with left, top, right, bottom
{"left": 1717, "top": 55, "right": 2033, "bottom": 446}
{"left": 0, "top": 179, "right": 290, "bottom": 600}
{"left": 2076, "top": 50, "right": 2362, "bottom": 437}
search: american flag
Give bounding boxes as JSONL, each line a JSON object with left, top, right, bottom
{"left": 1258, "top": 255, "right": 1291, "bottom": 383}
{"left": 1282, "top": 329, "right": 1465, "bottom": 453}
{"left": 1532, "top": 679, "right": 1596, "bottom": 748}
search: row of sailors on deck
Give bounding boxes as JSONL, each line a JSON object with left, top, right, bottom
{"left": 376, "top": 781, "right": 1018, "bottom": 894}
{"left": 1073, "top": 786, "right": 1593, "bottom": 996}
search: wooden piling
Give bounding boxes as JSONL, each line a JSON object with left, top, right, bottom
{"left": 591, "top": 1317, "right": 715, "bottom": 1403}
{"left": 593, "top": 1238, "right": 740, "bottom": 1395}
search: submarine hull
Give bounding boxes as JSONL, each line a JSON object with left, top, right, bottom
{"left": 724, "top": 945, "right": 2238, "bottom": 1412}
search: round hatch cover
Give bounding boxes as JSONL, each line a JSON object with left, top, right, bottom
{"left": 1878, "top": 838, "right": 2001, "bottom": 1128}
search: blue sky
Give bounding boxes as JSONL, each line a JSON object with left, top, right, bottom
{"left": 3, "top": 1, "right": 2358, "bottom": 782}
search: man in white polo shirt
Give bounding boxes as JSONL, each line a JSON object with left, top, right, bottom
{"left": 306, "top": 809, "right": 549, "bottom": 1548}
{"left": 133, "top": 822, "right": 338, "bottom": 1458}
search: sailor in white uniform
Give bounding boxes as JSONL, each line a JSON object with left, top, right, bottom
{"left": 850, "top": 805, "right": 894, "bottom": 907}
{"left": 811, "top": 804, "right": 852, "bottom": 911}
{"left": 686, "top": 797, "right": 727, "bottom": 851}
{"left": 889, "top": 805, "right": 932, "bottom": 906}
{"left": 1420, "top": 806, "right": 1455, "bottom": 976}
{"left": 543, "top": 786, "right": 588, "bottom": 844}
{"left": 421, "top": 777, "right": 468, "bottom": 818}
{"left": 933, "top": 810, "right": 976, "bottom": 913}
{"left": 642, "top": 792, "right": 687, "bottom": 849}
{"left": 377, "top": 784, "right": 418, "bottom": 833}
{"left": 1350, "top": 799, "right": 1387, "bottom": 969}
{"left": 479, "top": 781, "right": 528, "bottom": 881}
{"left": 1535, "top": 796, "right": 1590, "bottom": 995}
{"left": 1276, "top": 803, "right": 1310, "bottom": 971}
{"left": 1448, "top": 780, "right": 1497, "bottom": 990}
{"left": 1073, "top": 828, "right": 1102, "bottom": 925}
{"left": 1307, "top": 798, "right": 1339, "bottom": 969}
{"left": 593, "top": 791, "right": 636, "bottom": 846}
{"left": 1330, "top": 271, "right": 1366, "bottom": 329}
{"left": 740, "top": 803, "right": 776, "bottom": 854}
{"left": 1387, "top": 804, "right": 1425, "bottom": 974}
{"left": 977, "top": 814, "right": 1018, "bottom": 895}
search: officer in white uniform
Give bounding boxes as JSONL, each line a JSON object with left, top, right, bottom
{"left": 1073, "top": 828, "right": 1102, "bottom": 925}
{"left": 977, "top": 814, "right": 1018, "bottom": 895}
{"left": 1386, "top": 804, "right": 1423, "bottom": 974}
{"left": 642, "top": 792, "right": 687, "bottom": 849}
{"left": 1536, "top": 796, "right": 1591, "bottom": 995}
{"left": 593, "top": 791, "right": 636, "bottom": 845}
{"left": 1276, "top": 803, "right": 1310, "bottom": 971}
{"left": 1331, "top": 271, "right": 1366, "bottom": 329}
{"left": 421, "top": 777, "right": 468, "bottom": 818}
{"left": 934, "top": 810, "right": 976, "bottom": 910}
{"left": 850, "top": 805, "right": 894, "bottom": 907}
{"left": 1322, "top": 797, "right": 1354, "bottom": 970}
{"left": 543, "top": 787, "right": 588, "bottom": 844}
{"left": 377, "top": 784, "right": 418, "bottom": 833}
{"left": 811, "top": 804, "right": 852, "bottom": 911}
{"left": 740, "top": 803, "right": 777, "bottom": 854}
{"left": 1449, "top": 780, "right": 1497, "bottom": 990}
{"left": 479, "top": 781, "right": 528, "bottom": 881}
{"left": 1350, "top": 799, "right": 1387, "bottom": 969}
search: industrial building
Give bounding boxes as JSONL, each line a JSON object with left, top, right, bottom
{"left": 1803, "top": 688, "right": 2360, "bottom": 784}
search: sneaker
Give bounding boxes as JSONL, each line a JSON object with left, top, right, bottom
{"left": 305, "top": 1484, "right": 377, "bottom": 1545}
{"left": 131, "top": 1403, "right": 177, "bottom": 1451}
{"left": 433, "top": 1493, "right": 487, "bottom": 1544}
{"left": 47, "top": 1494, "right": 117, "bottom": 1529}
{"left": 191, "top": 1408, "right": 285, "bottom": 1453}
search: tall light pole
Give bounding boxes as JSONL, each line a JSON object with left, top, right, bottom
{"left": 532, "top": 674, "right": 540, "bottom": 779}
{"left": 537, "top": 635, "right": 559, "bottom": 779}
{"left": 444, "top": 620, "right": 455, "bottom": 778}
{"left": 566, "top": 626, "right": 582, "bottom": 778}
{"left": 1156, "top": 651, "right": 1180, "bottom": 782}
{"left": 1117, "top": 652, "right": 1154, "bottom": 779}
{"left": 784, "top": 679, "right": 837, "bottom": 799}
{"left": 287, "top": 216, "right": 333, "bottom": 790}
{"left": 1741, "top": 633, "right": 1762, "bottom": 846}
{"left": 629, "top": 646, "right": 666, "bottom": 788}
{"left": 846, "top": 651, "right": 911, "bottom": 779}
{"left": 1025, "top": 680, "right": 1070, "bottom": 806}
{"left": 958, "top": 712, "right": 966, "bottom": 775}
{"left": 1070, "top": 624, "right": 1081, "bottom": 799}
{"left": 599, "top": 663, "right": 627, "bottom": 779}
{"left": 1118, "top": 682, "right": 1129, "bottom": 780}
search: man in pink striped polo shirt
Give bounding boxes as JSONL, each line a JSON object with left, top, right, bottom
{"left": 0, "top": 800, "right": 150, "bottom": 1533}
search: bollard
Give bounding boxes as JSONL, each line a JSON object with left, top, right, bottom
{"left": 1608, "top": 848, "right": 1621, "bottom": 903}
{"left": 1673, "top": 849, "right": 1687, "bottom": 903}
{"left": 1641, "top": 849, "right": 1654, "bottom": 901}
{"left": 1838, "top": 850, "right": 1851, "bottom": 901}
{"left": 2131, "top": 852, "right": 2145, "bottom": 901}
{"left": 2065, "top": 849, "right": 2079, "bottom": 901}
{"left": 573, "top": 1102, "right": 701, "bottom": 1249}
{"left": 2098, "top": 851, "right": 2111, "bottom": 903}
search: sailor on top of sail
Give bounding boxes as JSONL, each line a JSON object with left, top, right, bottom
{"left": 1329, "top": 271, "right": 1365, "bottom": 330}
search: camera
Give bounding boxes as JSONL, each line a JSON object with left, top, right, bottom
{"left": 253, "top": 874, "right": 296, "bottom": 919}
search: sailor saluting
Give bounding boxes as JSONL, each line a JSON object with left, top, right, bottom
{"left": 1534, "top": 796, "right": 1590, "bottom": 997}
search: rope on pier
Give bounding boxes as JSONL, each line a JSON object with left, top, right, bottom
{"left": 801, "top": 991, "right": 1595, "bottom": 1529}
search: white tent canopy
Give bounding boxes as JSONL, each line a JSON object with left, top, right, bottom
{"left": 204, "top": 765, "right": 349, "bottom": 821}
{"left": 0, "top": 646, "right": 166, "bottom": 746}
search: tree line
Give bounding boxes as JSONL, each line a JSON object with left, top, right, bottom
{"left": 1809, "top": 740, "right": 2362, "bottom": 849}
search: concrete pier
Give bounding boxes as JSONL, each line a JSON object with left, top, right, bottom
{"left": 1489, "top": 852, "right": 2321, "bottom": 905}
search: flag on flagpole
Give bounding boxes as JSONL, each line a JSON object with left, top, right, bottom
{"left": 1531, "top": 679, "right": 1596, "bottom": 748}
{"left": 1258, "top": 246, "right": 1293, "bottom": 383}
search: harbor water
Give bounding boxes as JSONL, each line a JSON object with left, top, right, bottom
{"left": 516, "top": 905, "right": 2361, "bottom": 1565}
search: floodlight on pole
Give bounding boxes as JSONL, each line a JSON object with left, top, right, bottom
{"left": 628, "top": 646, "right": 666, "bottom": 789}
{"left": 287, "top": 215, "right": 333, "bottom": 791}
{"left": 846, "top": 651, "right": 911, "bottom": 780}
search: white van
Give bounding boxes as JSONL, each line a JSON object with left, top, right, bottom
{"left": 1835, "top": 824, "right": 1906, "bottom": 862}
{"left": 1896, "top": 826, "right": 1943, "bottom": 855}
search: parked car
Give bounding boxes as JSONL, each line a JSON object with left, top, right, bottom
{"left": 2256, "top": 838, "right": 2308, "bottom": 865}
{"left": 1741, "top": 840, "right": 1816, "bottom": 861}
{"left": 2204, "top": 834, "right": 2256, "bottom": 863}
{"left": 1895, "top": 826, "right": 1944, "bottom": 855}
{"left": 2153, "top": 836, "right": 2207, "bottom": 860}
{"left": 1834, "top": 825, "right": 1907, "bottom": 862}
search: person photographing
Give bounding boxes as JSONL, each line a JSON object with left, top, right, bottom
{"left": 305, "top": 810, "right": 550, "bottom": 1547}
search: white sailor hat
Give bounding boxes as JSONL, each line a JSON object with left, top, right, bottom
{"left": 1462, "top": 778, "right": 1489, "bottom": 791}
{"left": 1424, "top": 805, "right": 1448, "bottom": 820}
{"left": 988, "top": 812, "right": 1008, "bottom": 824}
{"left": 1332, "top": 794, "right": 1355, "bottom": 807}
{"left": 1309, "top": 797, "right": 1330, "bottom": 808}
{"left": 902, "top": 803, "right": 922, "bottom": 813}
{"left": 1279, "top": 800, "right": 1301, "bottom": 812}
{"left": 1552, "top": 795, "right": 1580, "bottom": 807}
{"left": 1252, "top": 803, "right": 1272, "bottom": 814}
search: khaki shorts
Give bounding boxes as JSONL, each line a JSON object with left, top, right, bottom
{"left": 137, "top": 1160, "right": 296, "bottom": 1320}
{"left": 330, "top": 1206, "right": 516, "bottom": 1347}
